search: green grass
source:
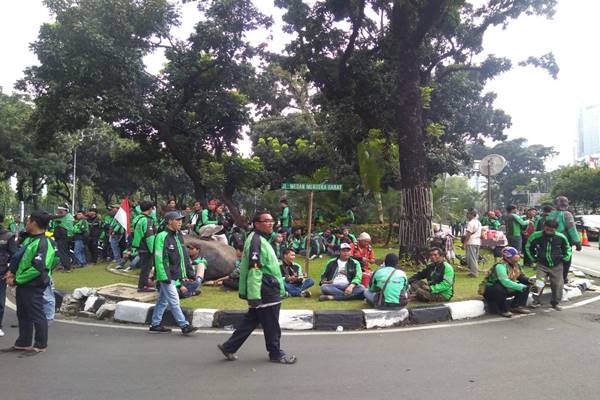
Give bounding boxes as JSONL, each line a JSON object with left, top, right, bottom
{"left": 53, "top": 245, "right": 534, "bottom": 310}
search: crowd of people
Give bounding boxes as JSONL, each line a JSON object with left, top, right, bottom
{"left": 0, "top": 194, "right": 587, "bottom": 360}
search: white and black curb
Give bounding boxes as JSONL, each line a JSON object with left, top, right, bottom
{"left": 63, "top": 278, "right": 595, "bottom": 331}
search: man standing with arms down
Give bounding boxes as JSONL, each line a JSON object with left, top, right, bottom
{"left": 463, "top": 209, "right": 482, "bottom": 277}
{"left": 0, "top": 214, "right": 18, "bottom": 337}
{"left": 133, "top": 201, "right": 157, "bottom": 293}
{"left": 3, "top": 211, "right": 56, "bottom": 353}
{"left": 546, "top": 196, "right": 581, "bottom": 284}
{"left": 218, "top": 211, "right": 297, "bottom": 364}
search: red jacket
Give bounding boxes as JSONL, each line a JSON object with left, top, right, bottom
{"left": 351, "top": 243, "right": 375, "bottom": 271}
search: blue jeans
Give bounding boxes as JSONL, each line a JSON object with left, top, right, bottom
{"left": 109, "top": 235, "right": 123, "bottom": 265}
{"left": 43, "top": 280, "right": 55, "bottom": 321}
{"left": 74, "top": 239, "right": 87, "bottom": 266}
{"left": 320, "top": 283, "right": 365, "bottom": 300}
{"left": 151, "top": 281, "right": 189, "bottom": 328}
{"left": 179, "top": 280, "right": 201, "bottom": 299}
{"left": 363, "top": 290, "right": 377, "bottom": 305}
{"left": 285, "top": 278, "right": 315, "bottom": 297}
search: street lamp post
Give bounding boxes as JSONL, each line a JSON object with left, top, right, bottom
{"left": 72, "top": 148, "right": 77, "bottom": 214}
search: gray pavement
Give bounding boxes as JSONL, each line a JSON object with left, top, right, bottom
{"left": 2, "top": 299, "right": 600, "bottom": 400}
{"left": 572, "top": 244, "right": 600, "bottom": 277}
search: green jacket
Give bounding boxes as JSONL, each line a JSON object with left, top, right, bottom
{"left": 110, "top": 216, "right": 125, "bottom": 235}
{"left": 72, "top": 219, "right": 90, "bottom": 239}
{"left": 100, "top": 215, "right": 113, "bottom": 240}
{"left": 239, "top": 232, "right": 285, "bottom": 307}
{"left": 279, "top": 207, "right": 291, "bottom": 229}
{"left": 131, "top": 214, "right": 156, "bottom": 254}
{"left": 368, "top": 266, "right": 408, "bottom": 305}
{"left": 201, "top": 209, "right": 219, "bottom": 226}
{"left": 153, "top": 229, "right": 189, "bottom": 283}
{"left": 480, "top": 216, "right": 501, "bottom": 230}
{"left": 505, "top": 213, "right": 528, "bottom": 237}
{"left": 320, "top": 257, "right": 362, "bottom": 286}
{"left": 50, "top": 213, "right": 74, "bottom": 239}
{"left": 525, "top": 230, "right": 572, "bottom": 267}
{"left": 485, "top": 263, "right": 527, "bottom": 292}
{"left": 14, "top": 234, "right": 56, "bottom": 286}
{"left": 409, "top": 261, "right": 455, "bottom": 301}
{"left": 546, "top": 210, "right": 580, "bottom": 246}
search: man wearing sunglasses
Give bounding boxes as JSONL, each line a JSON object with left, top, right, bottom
{"left": 218, "top": 211, "right": 297, "bottom": 365}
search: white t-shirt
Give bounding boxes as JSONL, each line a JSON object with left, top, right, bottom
{"left": 333, "top": 259, "right": 350, "bottom": 287}
{"left": 465, "top": 218, "right": 482, "bottom": 246}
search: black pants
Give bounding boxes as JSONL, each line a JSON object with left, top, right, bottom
{"left": 563, "top": 258, "right": 572, "bottom": 284}
{"left": 88, "top": 236, "right": 100, "bottom": 264}
{"left": 221, "top": 303, "right": 283, "bottom": 360}
{"left": 484, "top": 275, "right": 530, "bottom": 314}
{"left": 137, "top": 251, "right": 153, "bottom": 289}
{"left": 15, "top": 285, "right": 48, "bottom": 349}
{"left": 56, "top": 238, "right": 72, "bottom": 270}
{"left": 0, "top": 277, "right": 6, "bottom": 329}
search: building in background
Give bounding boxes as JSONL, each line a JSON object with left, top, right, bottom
{"left": 577, "top": 104, "right": 600, "bottom": 164}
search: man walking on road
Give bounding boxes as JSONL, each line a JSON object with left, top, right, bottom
{"left": 149, "top": 211, "right": 198, "bottom": 335}
{"left": 463, "top": 209, "right": 482, "bottom": 277}
{"left": 546, "top": 196, "right": 581, "bottom": 283}
{"left": 218, "top": 211, "right": 297, "bottom": 364}
{"left": 526, "top": 219, "right": 571, "bottom": 311}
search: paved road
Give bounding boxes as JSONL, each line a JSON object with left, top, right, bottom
{"left": 2, "top": 298, "right": 600, "bottom": 400}
{"left": 572, "top": 244, "right": 600, "bottom": 277}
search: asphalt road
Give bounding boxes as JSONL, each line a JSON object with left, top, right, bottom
{"left": 572, "top": 244, "right": 600, "bottom": 277}
{"left": 2, "top": 298, "right": 600, "bottom": 400}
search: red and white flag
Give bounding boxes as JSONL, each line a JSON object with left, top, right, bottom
{"left": 114, "top": 197, "right": 131, "bottom": 236}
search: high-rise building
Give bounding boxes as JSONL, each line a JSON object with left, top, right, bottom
{"left": 578, "top": 104, "right": 600, "bottom": 159}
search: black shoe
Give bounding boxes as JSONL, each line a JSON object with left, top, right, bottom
{"left": 270, "top": 354, "right": 297, "bottom": 364}
{"left": 217, "top": 344, "right": 238, "bottom": 361}
{"left": 181, "top": 325, "right": 198, "bottom": 335}
{"left": 149, "top": 325, "right": 172, "bottom": 333}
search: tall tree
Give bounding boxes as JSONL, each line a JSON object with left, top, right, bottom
{"left": 275, "top": 0, "right": 557, "bottom": 257}
{"left": 19, "top": 0, "right": 272, "bottom": 223}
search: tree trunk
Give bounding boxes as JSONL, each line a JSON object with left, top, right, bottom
{"left": 374, "top": 191, "right": 384, "bottom": 224}
{"left": 395, "top": 58, "right": 433, "bottom": 260}
{"left": 221, "top": 191, "right": 246, "bottom": 227}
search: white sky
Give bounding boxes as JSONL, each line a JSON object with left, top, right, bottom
{"left": 2, "top": 0, "right": 599, "bottom": 168}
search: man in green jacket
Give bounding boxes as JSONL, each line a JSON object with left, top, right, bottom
{"left": 504, "top": 205, "right": 529, "bottom": 252}
{"left": 50, "top": 205, "right": 73, "bottom": 272}
{"left": 278, "top": 198, "right": 292, "bottom": 233}
{"left": 133, "top": 201, "right": 157, "bottom": 292}
{"left": 409, "top": 247, "right": 455, "bottom": 302}
{"left": 546, "top": 196, "right": 581, "bottom": 284}
{"left": 72, "top": 210, "right": 90, "bottom": 267}
{"left": 148, "top": 211, "right": 197, "bottom": 335}
{"left": 364, "top": 253, "right": 409, "bottom": 309}
{"left": 526, "top": 219, "right": 572, "bottom": 311}
{"left": 218, "top": 211, "right": 296, "bottom": 365}
{"left": 319, "top": 243, "right": 365, "bottom": 301}
{"left": 3, "top": 211, "right": 55, "bottom": 353}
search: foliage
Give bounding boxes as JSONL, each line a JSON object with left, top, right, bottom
{"left": 551, "top": 165, "right": 600, "bottom": 211}
{"left": 432, "top": 176, "right": 480, "bottom": 224}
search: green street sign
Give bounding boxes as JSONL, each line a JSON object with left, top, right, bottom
{"left": 281, "top": 182, "right": 342, "bottom": 191}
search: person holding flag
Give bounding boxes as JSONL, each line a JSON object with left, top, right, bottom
{"left": 111, "top": 198, "right": 130, "bottom": 269}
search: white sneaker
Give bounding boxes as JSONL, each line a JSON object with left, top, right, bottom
{"left": 0, "top": 328, "right": 5, "bottom": 337}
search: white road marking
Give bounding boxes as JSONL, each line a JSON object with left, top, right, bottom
{"left": 6, "top": 294, "right": 600, "bottom": 336}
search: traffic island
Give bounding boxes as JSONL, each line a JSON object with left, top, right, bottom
{"left": 51, "top": 278, "right": 596, "bottom": 331}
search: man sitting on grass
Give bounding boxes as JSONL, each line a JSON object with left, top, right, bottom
{"left": 319, "top": 243, "right": 365, "bottom": 301}
{"left": 178, "top": 242, "right": 206, "bottom": 298}
{"left": 280, "top": 249, "right": 314, "bottom": 298}
{"left": 364, "top": 253, "right": 409, "bottom": 309}
{"left": 408, "top": 247, "right": 455, "bottom": 303}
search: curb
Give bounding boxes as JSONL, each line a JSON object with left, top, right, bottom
{"left": 62, "top": 278, "right": 595, "bottom": 331}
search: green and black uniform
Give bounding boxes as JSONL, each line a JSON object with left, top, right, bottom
{"left": 279, "top": 207, "right": 291, "bottom": 231}
{"left": 50, "top": 213, "right": 74, "bottom": 270}
{"left": 221, "top": 231, "right": 286, "bottom": 361}
{"left": 11, "top": 233, "right": 56, "bottom": 349}
{"left": 367, "top": 266, "right": 409, "bottom": 308}
{"left": 483, "top": 262, "right": 530, "bottom": 313}
{"left": 409, "top": 261, "right": 455, "bottom": 301}
{"left": 505, "top": 213, "right": 529, "bottom": 251}
{"left": 133, "top": 214, "right": 157, "bottom": 289}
